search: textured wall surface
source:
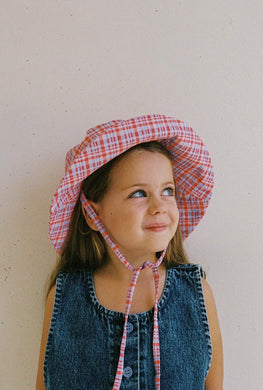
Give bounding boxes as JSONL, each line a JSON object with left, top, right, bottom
{"left": 1, "top": 1, "right": 263, "bottom": 389}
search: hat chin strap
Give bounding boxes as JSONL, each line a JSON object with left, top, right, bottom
{"left": 80, "top": 192, "right": 166, "bottom": 390}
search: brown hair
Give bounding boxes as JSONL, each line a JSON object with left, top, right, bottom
{"left": 47, "top": 141, "right": 188, "bottom": 295}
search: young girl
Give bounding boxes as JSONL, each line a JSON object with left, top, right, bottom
{"left": 36, "top": 114, "right": 223, "bottom": 389}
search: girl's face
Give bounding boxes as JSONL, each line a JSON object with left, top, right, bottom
{"left": 91, "top": 149, "right": 179, "bottom": 265}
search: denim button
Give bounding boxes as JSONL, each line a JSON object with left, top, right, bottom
{"left": 123, "top": 366, "right": 133, "bottom": 378}
{"left": 126, "top": 322, "right": 134, "bottom": 334}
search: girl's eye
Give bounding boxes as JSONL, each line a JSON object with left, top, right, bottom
{"left": 162, "top": 187, "right": 175, "bottom": 196}
{"left": 129, "top": 190, "right": 147, "bottom": 198}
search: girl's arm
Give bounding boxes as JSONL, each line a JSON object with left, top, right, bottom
{"left": 202, "top": 278, "right": 224, "bottom": 390}
{"left": 36, "top": 286, "right": 56, "bottom": 390}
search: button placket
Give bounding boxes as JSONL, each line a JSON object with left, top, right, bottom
{"left": 121, "top": 315, "right": 139, "bottom": 387}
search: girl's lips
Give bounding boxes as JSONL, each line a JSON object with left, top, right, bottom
{"left": 145, "top": 224, "right": 168, "bottom": 232}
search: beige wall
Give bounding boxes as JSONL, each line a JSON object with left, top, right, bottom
{"left": 1, "top": 1, "right": 263, "bottom": 388}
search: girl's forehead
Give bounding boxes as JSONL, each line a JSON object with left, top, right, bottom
{"left": 110, "top": 149, "right": 174, "bottom": 182}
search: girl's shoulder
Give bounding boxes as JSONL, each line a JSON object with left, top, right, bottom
{"left": 54, "top": 268, "right": 90, "bottom": 287}
{"left": 55, "top": 268, "right": 91, "bottom": 293}
{"left": 168, "top": 263, "right": 206, "bottom": 278}
{"left": 159, "top": 263, "right": 207, "bottom": 312}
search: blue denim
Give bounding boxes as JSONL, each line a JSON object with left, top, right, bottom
{"left": 44, "top": 264, "right": 212, "bottom": 389}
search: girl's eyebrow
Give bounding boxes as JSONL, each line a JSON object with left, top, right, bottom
{"left": 123, "top": 181, "right": 175, "bottom": 190}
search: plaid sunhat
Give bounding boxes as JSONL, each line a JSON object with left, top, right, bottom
{"left": 49, "top": 114, "right": 214, "bottom": 253}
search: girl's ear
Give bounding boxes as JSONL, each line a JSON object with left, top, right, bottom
{"left": 81, "top": 201, "right": 100, "bottom": 231}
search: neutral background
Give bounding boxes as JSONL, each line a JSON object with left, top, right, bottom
{"left": 1, "top": 1, "right": 262, "bottom": 389}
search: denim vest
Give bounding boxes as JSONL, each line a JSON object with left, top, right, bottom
{"left": 44, "top": 264, "right": 212, "bottom": 389}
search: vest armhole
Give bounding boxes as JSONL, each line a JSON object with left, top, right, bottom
{"left": 43, "top": 272, "right": 65, "bottom": 386}
{"left": 195, "top": 265, "right": 213, "bottom": 377}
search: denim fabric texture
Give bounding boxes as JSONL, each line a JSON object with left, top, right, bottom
{"left": 44, "top": 264, "right": 212, "bottom": 390}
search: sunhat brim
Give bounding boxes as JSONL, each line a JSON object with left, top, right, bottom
{"left": 49, "top": 114, "right": 214, "bottom": 253}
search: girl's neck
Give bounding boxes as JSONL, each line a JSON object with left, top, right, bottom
{"left": 93, "top": 251, "right": 167, "bottom": 314}
{"left": 98, "top": 247, "right": 160, "bottom": 282}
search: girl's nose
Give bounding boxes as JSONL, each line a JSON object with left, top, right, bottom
{"left": 148, "top": 197, "right": 166, "bottom": 215}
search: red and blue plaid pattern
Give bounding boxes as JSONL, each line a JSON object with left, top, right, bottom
{"left": 49, "top": 114, "right": 214, "bottom": 254}
{"left": 80, "top": 192, "right": 165, "bottom": 389}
